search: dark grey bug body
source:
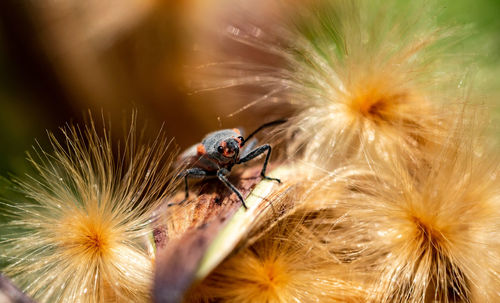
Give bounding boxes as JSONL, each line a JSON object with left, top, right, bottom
{"left": 180, "top": 129, "right": 252, "bottom": 172}
{"left": 178, "top": 120, "right": 285, "bottom": 209}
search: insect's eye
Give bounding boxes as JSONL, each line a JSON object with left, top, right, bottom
{"left": 217, "top": 146, "right": 224, "bottom": 153}
{"left": 238, "top": 136, "right": 244, "bottom": 142}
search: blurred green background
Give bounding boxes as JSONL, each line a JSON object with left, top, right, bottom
{"left": 0, "top": 0, "right": 498, "bottom": 177}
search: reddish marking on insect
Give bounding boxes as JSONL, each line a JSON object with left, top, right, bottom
{"left": 234, "top": 136, "right": 242, "bottom": 145}
{"left": 197, "top": 144, "right": 206, "bottom": 155}
{"left": 232, "top": 128, "right": 241, "bottom": 135}
{"left": 219, "top": 141, "right": 235, "bottom": 157}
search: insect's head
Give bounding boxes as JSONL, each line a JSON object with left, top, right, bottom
{"left": 216, "top": 128, "right": 244, "bottom": 158}
{"left": 199, "top": 128, "right": 244, "bottom": 160}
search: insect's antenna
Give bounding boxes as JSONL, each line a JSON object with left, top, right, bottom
{"left": 241, "top": 119, "right": 287, "bottom": 146}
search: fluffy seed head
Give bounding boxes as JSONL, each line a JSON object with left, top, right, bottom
{"left": 185, "top": 214, "right": 369, "bottom": 303}
{"left": 1, "top": 116, "right": 175, "bottom": 302}
{"left": 324, "top": 119, "right": 500, "bottom": 302}
{"left": 207, "top": 0, "right": 466, "bottom": 168}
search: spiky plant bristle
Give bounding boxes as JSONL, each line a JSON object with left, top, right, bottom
{"left": 206, "top": 0, "right": 468, "bottom": 169}
{"left": 1, "top": 116, "right": 175, "bottom": 302}
{"left": 185, "top": 217, "right": 369, "bottom": 303}
{"left": 317, "top": 119, "right": 500, "bottom": 303}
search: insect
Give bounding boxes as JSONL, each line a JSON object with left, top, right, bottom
{"left": 178, "top": 119, "right": 286, "bottom": 209}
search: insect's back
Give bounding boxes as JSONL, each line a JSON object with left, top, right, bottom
{"left": 201, "top": 129, "right": 240, "bottom": 153}
{"left": 178, "top": 129, "right": 242, "bottom": 172}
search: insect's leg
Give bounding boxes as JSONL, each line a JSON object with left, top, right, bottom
{"left": 217, "top": 169, "right": 248, "bottom": 209}
{"left": 178, "top": 168, "right": 207, "bottom": 199}
{"left": 237, "top": 144, "right": 281, "bottom": 183}
{"left": 239, "top": 138, "right": 258, "bottom": 159}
